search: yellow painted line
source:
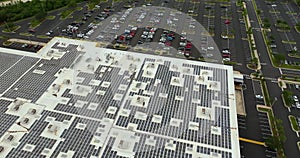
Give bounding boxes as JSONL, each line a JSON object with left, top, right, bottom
{"left": 239, "top": 137, "right": 266, "bottom": 146}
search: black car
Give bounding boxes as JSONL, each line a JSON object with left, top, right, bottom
{"left": 138, "top": 40, "right": 144, "bottom": 44}
{"left": 178, "top": 46, "right": 185, "bottom": 51}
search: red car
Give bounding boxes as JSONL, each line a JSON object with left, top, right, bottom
{"left": 165, "top": 41, "right": 172, "bottom": 46}
{"left": 119, "top": 35, "right": 125, "bottom": 41}
{"left": 130, "top": 32, "right": 135, "bottom": 36}
{"left": 225, "top": 19, "right": 230, "bottom": 24}
{"left": 28, "top": 29, "right": 36, "bottom": 33}
{"left": 168, "top": 33, "right": 175, "bottom": 37}
{"left": 185, "top": 42, "right": 192, "bottom": 49}
{"left": 222, "top": 53, "right": 231, "bottom": 58}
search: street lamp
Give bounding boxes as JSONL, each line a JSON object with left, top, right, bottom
{"left": 271, "top": 97, "right": 278, "bottom": 107}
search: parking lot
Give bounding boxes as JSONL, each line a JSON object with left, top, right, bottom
{"left": 285, "top": 83, "right": 300, "bottom": 109}
{"left": 88, "top": 3, "right": 222, "bottom": 61}
{"left": 0, "top": 0, "right": 253, "bottom": 67}
{"left": 3, "top": 42, "right": 43, "bottom": 53}
{"left": 238, "top": 111, "right": 277, "bottom": 158}
{"left": 256, "top": 0, "right": 300, "bottom": 65}
{"left": 251, "top": 79, "right": 265, "bottom": 105}
{"left": 184, "top": 1, "right": 251, "bottom": 65}
{"left": 257, "top": 111, "right": 277, "bottom": 158}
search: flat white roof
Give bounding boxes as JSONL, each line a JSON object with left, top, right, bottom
{"left": 0, "top": 37, "right": 240, "bottom": 158}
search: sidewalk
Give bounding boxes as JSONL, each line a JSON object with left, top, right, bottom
{"left": 8, "top": 38, "right": 47, "bottom": 46}
{"left": 235, "top": 88, "right": 247, "bottom": 116}
{"left": 243, "top": 2, "right": 261, "bottom": 70}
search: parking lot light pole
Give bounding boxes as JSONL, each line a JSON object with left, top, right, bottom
{"left": 271, "top": 97, "right": 278, "bottom": 107}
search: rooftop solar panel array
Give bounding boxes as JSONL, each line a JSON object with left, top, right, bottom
{"left": 0, "top": 38, "right": 239, "bottom": 158}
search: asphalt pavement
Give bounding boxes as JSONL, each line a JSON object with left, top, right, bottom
{"left": 247, "top": 0, "right": 300, "bottom": 157}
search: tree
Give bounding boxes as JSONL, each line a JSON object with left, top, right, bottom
{"left": 262, "top": 18, "right": 271, "bottom": 28}
{"left": 269, "top": 35, "right": 274, "bottom": 40}
{"left": 282, "top": 90, "right": 294, "bottom": 107}
{"left": 250, "top": 57, "right": 258, "bottom": 69}
{"left": 35, "top": 11, "right": 47, "bottom": 20}
{"left": 256, "top": 9, "right": 261, "bottom": 15}
{"left": 273, "top": 54, "right": 286, "bottom": 66}
{"left": 265, "top": 136, "right": 281, "bottom": 151}
{"left": 68, "top": 0, "right": 77, "bottom": 8}
{"left": 4, "top": 21, "right": 15, "bottom": 31}
{"left": 265, "top": 118, "right": 286, "bottom": 152}
{"left": 276, "top": 119, "right": 287, "bottom": 143}
{"left": 247, "top": 27, "right": 252, "bottom": 34}
{"left": 296, "top": 22, "right": 300, "bottom": 32}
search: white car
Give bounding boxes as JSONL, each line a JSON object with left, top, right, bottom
{"left": 124, "top": 29, "right": 130, "bottom": 34}
{"left": 294, "top": 96, "right": 299, "bottom": 102}
{"left": 222, "top": 49, "right": 231, "bottom": 54}
{"left": 178, "top": 50, "right": 184, "bottom": 55}
{"left": 150, "top": 27, "right": 157, "bottom": 31}
{"left": 148, "top": 31, "right": 155, "bottom": 35}
{"left": 221, "top": 35, "right": 228, "bottom": 39}
{"left": 143, "top": 31, "right": 149, "bottom": 35}
{"left": 179, "top": 42, "right": 186, "bottom": 47}
{"left": 77, "top": 33, "right": 84, "bottom": 38}
{"left": 255, "top": 95, "right": 264, "bottom": 99}
{"left": 206, "top": 54, "right": 213, "bottom": 57}
{"left": 141, "top": 35, "right": 147, "bottom": 39}
{"left": 188, "top": 10, "right": 194, "bottom": 13}
{"left": 96, "top": 35, "right": 104, "bottom": 40}
{"left": 21, "top": 44, "right": 28, "bottom": 48}
{"left": 147, "top": 34, "right": 153, "bottom": 39}
{"left": 163, "top": 47, "right": 170, "bottom": 51}
{"left": 207, "top": 47, "right": 214, "bottom": 50}
{"left": 223, "top": 58, "right": 230, "bottom": 61}
{"left": 159, "top": 37, "right": 166, "bottom": 42}
{"left": 131, "top": 27, "right": 138, "bottom": 31}
{"left": 189, "top": 24, "right": 195, "bottom": 28}
{"left": 296, "top": 102, "right": 300, "bottom": 109}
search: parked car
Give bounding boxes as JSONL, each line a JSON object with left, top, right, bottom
{"left": 184, "top": 50, "right": 191, "bottom": 57}
{"left": 223, "top": 58, "right": 230, "bottom": 61}
{"left": 225, "top": 19, "right": 231, "bottom": 24}
{"left": 28, "top": 29, "right": 36, "bottom": 33}
{"left": 21, "top": 44, "right": 28, "bottom": 48}
{"left": 222, "top": 49, "right": 231, "bottom": 54}
{"left": 293, "top": 96, "right": 299, "bottom": 102}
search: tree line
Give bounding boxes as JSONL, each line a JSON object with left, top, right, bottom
{"left": 0, "top": 0, "right": 101, "bottom": 24}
